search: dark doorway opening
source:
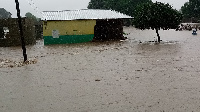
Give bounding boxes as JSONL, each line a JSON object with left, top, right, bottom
{"left": 93, "top": 19, "right": 125, "bottom": 41}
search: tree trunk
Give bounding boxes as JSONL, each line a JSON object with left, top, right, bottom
{"left": 156, "top": 29, "right": 160, "bottom": 43}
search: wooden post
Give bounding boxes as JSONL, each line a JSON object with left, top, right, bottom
{"left": 15, "top": 0, "right": 27, "bottom": 62}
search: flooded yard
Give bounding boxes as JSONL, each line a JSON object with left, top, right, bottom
{"left": 1, "top": 27, "right": 200, "bottom": 112}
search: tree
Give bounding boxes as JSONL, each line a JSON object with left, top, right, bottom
{"left": 88, "top": 0, "right": 108, "bottom": 9}
{"left": 133, "top": 2, "right": 182, "bottom": 42}
{"left": 88, "top": 0, "right": 151, "bottom": 17}
{"left": 25, "top": 12, "right": 38, "bottom": 22}
{"left": 88, "top": 0, "right": 152, "bottom": 26}
{"left": 181, "top": 0, "right": 200, "bottom": 21}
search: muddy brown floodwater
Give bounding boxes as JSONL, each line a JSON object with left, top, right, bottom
{"left": 1, "top": 27, "right": 200, "bottom": 112}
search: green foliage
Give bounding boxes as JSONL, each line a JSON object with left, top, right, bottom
{"left": 88, "top": 0, "right": 108, "bottom": 9}
{"left": 25, "top": 12, "right": 38, "bottom": 22}
{"left": 133, "top": 2, "right": 182, "bottom": 30}
{"left": 88, "top": 0, "right": 151, "bottom": 17}
{"left": 181, "top": 0, "right": 200, "bottom": 19}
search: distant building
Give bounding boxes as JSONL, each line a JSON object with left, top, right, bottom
{"left": 42, "top": 9, "right": 133, "bottom": 45}
{"left": 0, "top": 8, "right": 12, "bottom": 19}
{"left": 0, "top": 18, "right": 36, "bottom": 47}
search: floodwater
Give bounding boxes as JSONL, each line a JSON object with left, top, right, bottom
{"left": 1, "top": 27, "right": 200, "bottom": 112}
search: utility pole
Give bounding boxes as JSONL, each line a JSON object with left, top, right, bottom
{"left": 15, "top": 0, "right": 27, "bottom": 62}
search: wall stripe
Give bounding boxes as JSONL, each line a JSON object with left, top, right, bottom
{"left": 44, "top": 34, "right": 94, "bottom": 45}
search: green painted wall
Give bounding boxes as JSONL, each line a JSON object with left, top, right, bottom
{"left": 44, "top": 34, "right": 94, "bottom": 45}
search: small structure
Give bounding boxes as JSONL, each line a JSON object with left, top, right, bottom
{"left": 42, "top": 9, "right": 133, "bottom": 45}
{"left": 0, "top": 18, "right": 36, "bottom": 47}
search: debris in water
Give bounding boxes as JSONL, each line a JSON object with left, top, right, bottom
{"left": 0, "top": 58, "right": 38, "bottom": 68}
{"left": 95, "top": 79, "right": 101, "bottom": 81}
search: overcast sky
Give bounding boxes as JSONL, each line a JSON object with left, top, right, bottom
{"left": 0, "top": 0, "right": 188, "bottom": 18}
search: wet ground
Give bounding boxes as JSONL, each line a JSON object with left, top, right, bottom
{"left": 1, "top": 27, "right": 200, "bottom": 112}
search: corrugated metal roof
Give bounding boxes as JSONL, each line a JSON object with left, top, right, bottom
{"left": 42, "top": 9, "right": 133, "bottom": 21}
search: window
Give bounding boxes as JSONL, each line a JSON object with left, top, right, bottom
{"left": 4, "top": 27, "right": 10, "bottom": 39}
{"left": 0, "top": 27, "right": 9, "bottom": 39}
{"left": 52, "top": 30, "right": 59, "bottom": 38}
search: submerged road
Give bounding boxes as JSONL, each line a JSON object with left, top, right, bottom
{"left": 1, "top": 27, "right": 200, "bottom": 112}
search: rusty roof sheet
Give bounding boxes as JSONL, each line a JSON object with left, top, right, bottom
{"left": 42, "top": 9, "right": 133, "bottom": 20}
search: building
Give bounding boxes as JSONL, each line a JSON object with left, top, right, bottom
{"left": 42, "top": 9, "right": 133, "bottom": 45}
{"left": 0, "top": 8, "right": 12, "bottom": 19}
{"left": 0, "top": 18, "right": 36, "bottom": 47}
